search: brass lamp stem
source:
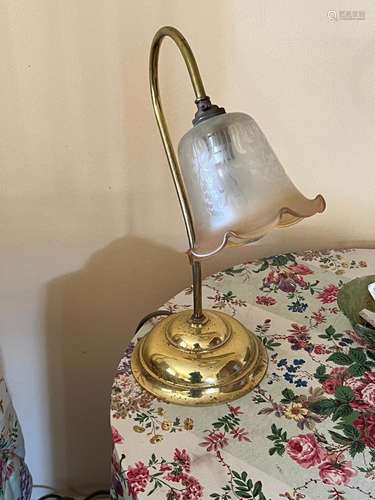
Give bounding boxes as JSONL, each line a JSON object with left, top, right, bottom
{"left": 191, "top": 261, "right": 204, "bottom": 322}
{"left": 149, "top": 26, "right": 207, "bottom": 322}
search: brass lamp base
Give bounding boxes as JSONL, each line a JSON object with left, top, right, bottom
{"left": 131, "top": 309, "right": 268, "bottom": 406}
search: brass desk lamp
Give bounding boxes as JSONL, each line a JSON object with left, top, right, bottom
{"left": 131, "top": 26, "right": 326, "bottom": 406}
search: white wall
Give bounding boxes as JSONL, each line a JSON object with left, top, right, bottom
{"left": 0, "top": 0, "right": 374, "bottom": 495}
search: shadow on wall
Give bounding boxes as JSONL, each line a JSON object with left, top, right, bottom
{"left": 45, "top": 236, "right": 190, "bottom": 492}
{"left": 41, "top": 4, "right": 233, "bottom": 491}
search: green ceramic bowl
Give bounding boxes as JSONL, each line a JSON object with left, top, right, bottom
{"left": 337, "top": 275, "right": 375, "bottom": 347}
{"left": 337, "top": 275, "right": 375, "bottom": 326}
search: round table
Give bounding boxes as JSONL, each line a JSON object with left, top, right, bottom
{"left": 110, "top": 249, "right": 375, "bottom": 500}
{"left": 0, "top": 370, "right": 32, "bottom": 499}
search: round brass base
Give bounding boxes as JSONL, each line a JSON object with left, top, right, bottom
{"left": 131, "top": 309, "right": 268, "bottom": 406}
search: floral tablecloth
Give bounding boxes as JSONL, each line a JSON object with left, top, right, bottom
{"left": 0, "top": 373, "right": 32, "bottom": 499}
{"left": 110, "top": 249, "right": 375, "bottom": 500}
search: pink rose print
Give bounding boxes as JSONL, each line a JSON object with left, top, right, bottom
{"left": 318, "top": 456, "right": 357, "bottom": 485}
{"left": 346, "top": 372, "right": 375, "bottom": 410}
{"left": 322, "top": 379, "right": 340, "bottom": 395}
{"left": 111, "top": 426, "right": 124, "bottom": 445}
{"left": 345, "top": 376, "right": 364, "bottom": 392}
{"left": 345, "top": 377, "right": 366, "bottom": 410}
{"left": 317, "top": 284, "right": 339, "bottom": 304}
{"left": 127, "top": 461, "right": 150, "bottom": 496}
{"left": 287, "top": 433, "right": 326, "bottom": 468}
{"left": 353, "top": 414, "right": 375, "bottom": 448}
{"left": 288, "top": 264, "right": 313, "bottom": 275}
{"left": 256, "top": 295, "right": 277, "bottom": 306}
{"left": 322, "top": 367, "right": 347, "bottom": 395}
{"left": 361, "top": 372, "right": 375, "bottom": 407}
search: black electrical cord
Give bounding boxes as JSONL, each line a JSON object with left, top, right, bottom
{"left": 37, "top": 495, "right": 66, "bottom": 500}
{"left": 37, "top": 490, "right": 109, "bottom": 500}
{"left": 83, "top": 490, "right": 109, "bottom": 499}
{"left": 135, "top": 309, "right": 171, "bottom": 333}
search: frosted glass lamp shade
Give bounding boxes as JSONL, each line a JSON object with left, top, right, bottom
{"left": 178, "top": 112, "right": 325, "bottom": 259}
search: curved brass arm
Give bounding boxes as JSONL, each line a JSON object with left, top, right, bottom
{"left": 149, "top": 26, "right": 207, "bottom": 321}
{"left": 149, "top": 25, "right": 207, "bottom": 250}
